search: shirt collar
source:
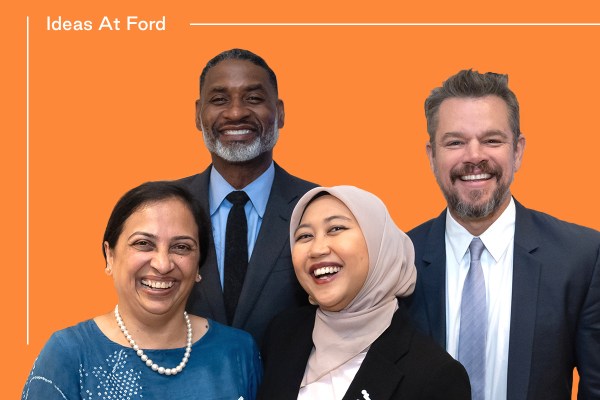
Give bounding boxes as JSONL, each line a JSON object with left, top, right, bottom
{"left": 208, "top": 162, "right": 275, "bottom": 217}
{"left": 446, "top": 197, "right": 516, "bottom": 263}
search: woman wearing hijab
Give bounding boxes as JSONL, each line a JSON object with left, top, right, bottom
{"left": 23, "top": 181, "right": 261, "bottom": 400}
{"left": 258, "top": 186, "right": 470, "bottom": 400}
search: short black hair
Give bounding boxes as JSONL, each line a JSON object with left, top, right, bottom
{"left": 102, "top": 181, "right": 210, "bottom": 269}
{"left": 199, "top": 48, "right": 278, "bottom": 95}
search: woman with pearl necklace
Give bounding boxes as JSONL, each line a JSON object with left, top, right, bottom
{"left": 23, "top": 181, "right": 262, "bottom": 400}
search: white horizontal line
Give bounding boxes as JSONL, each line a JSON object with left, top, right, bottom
{"left": 189, "top": 22, "right": 600, "bottom": 26}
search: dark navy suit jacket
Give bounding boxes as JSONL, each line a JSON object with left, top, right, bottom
{"left": 178, "top": 163, "right": 316, "bottom": 345}
{"left": 406, "top": 199, "right": 600, "bottom": 400}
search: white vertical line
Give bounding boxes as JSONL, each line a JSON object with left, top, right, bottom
{"left": 26, "top": 15, "right": 30, "bottom": 346}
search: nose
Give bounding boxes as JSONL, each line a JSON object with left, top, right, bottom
{"left": 222, "top": 98, "right": 251, "bottom": 121}
{"left": 464, "top": 140, "right": 486, "bottom": 164}
{"left": 150, "top": 248, "right": 174, "bottom": 274}
{"left": 308, "top": 235, "right": 331, "bottom": 258}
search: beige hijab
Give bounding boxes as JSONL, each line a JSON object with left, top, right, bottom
{"left": 290, "top": 186, "right": 417, "bottom": 386}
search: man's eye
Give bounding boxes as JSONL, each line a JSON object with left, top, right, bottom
{"left": 210, "top": 97, "right": 227, "bottom": 105}
{"left": 247, "top": 96, "right": 264, "bottom": 104}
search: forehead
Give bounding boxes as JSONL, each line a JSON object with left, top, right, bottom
{"left": 301, "top": 195, "right": 354, "bottom": 222}
{"left": 123, "top": 199, "right": 196, "bottom": 232}
{"left": 436, "top": 95, "right": 511, "bottom": 136}
{"left": 201, "top": 59, "right": 275, "bottom": 95}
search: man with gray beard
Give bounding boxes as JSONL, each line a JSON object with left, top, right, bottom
{"left": 405, "top": 70, "right": 600, "bottom": 400}
{"left": 178, "top": 49, "right": 316, "bottom": 345}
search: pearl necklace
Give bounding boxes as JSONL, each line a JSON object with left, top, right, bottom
{"left": 114, "top": 304, "right": 192, "bottom": 376}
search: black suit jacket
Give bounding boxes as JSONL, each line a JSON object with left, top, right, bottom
{"left": 178, "top": 163, "right": 317, "bottom": 345}
{"left": 258, "top": 304, "right": 471, "bottom": 400}
{"left": 406, "top": 199, "right": 600, "bottom": 400}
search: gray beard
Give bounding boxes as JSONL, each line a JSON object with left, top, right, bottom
{"left": 201, "top": 122, "right": 279, "bottom": 163}
{"left": 443, "top": 181, "right": 511, "bottom": 220}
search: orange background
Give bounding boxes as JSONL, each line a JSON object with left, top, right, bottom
{"left": 5, "top": 1, "right": 600, "bottom": 398}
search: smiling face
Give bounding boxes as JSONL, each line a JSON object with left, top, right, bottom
{"left": 292, "top": 195, "right": 369, "bottom": 312}
{"left": 196, "top": 59, "right": 284, "bottom": 164}
{"left": 427, "top": 96, "right": 525, "bottom": 229}
{"left": 104, "top": 198, "right": 200, "bottom": 319}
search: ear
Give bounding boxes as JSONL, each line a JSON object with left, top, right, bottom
{"left": 195, "top": 99, "right": 203, "bottom": 131}
{"left": 104, "top": 241, "right": 114, "bottom": 276}
{"left": 513, "top": 135, "right": 526, "bottom": 172}
{"left": 276, "top": 99, "right": 285, "bottom": 129}
{"left": 425, "top": 141, "right": 435, "bottom": 172}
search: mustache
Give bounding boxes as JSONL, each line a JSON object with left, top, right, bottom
{"left": 450, "top": 161, "right": 502, "bottom": 183}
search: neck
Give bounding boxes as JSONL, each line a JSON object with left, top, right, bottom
{"left": 450, "top": 194, "right": 512, "bottom": 236}
{"left": 211, "top": 151, "right": 273, "bottom": 189}
{"left": 116, "top": 304, "right": 188, "bottom": 349}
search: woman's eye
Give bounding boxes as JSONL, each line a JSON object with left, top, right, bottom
{"left": 172, "top": 244, "right": 192, "bottom": 254}
{"left": 329, "top": 226, "right": 348, "bottom": 234}
{"left": 132, "top": 240, "right": 153, "bottom": 250}
{"left": 295, "top": 233, "right": 313, "bottom": 241}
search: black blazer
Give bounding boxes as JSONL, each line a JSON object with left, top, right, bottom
{"left": 178, "top": 163, "right": 317, "bottom": 345}
{"left": 406, "top": 199, "right": 600, "bottom": 400}
{"left": 258, "top": 304, "right": 471, "bottom": 400}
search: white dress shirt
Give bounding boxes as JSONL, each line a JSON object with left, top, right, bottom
{"left": 445, "top": 198, "right": 516, "bottom": 400}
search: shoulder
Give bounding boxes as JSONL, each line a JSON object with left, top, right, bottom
{"left": 44, "top": 319, "right": 98, "bottom": 352}
{"left": 174, "top": 165, "right": 211, "bottom": 189}
{"left": 518, "top": 204, "right": 600, "bottom": 242}
{"left": 273, "top": 163, "right": 318, "bottom": 193}
{"left": 407, "top": 211, "right": 445, "bottom": 247}
{"left": 266, "top": 305, "right": 316, "bottom": 331}
{"left": 206, "top": 319, "right": 258, "bottom": 349}
{"left": 261, "top": 306, "right": 316, "bottom": 354}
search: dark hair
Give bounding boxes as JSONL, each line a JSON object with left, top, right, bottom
{"left": 199, "top": 48, "right": 278, "bottom": 95}
{"left": 425, "top": 69, "right": 521, "bottom": 154}
{"left": 102, "top": 181, "right": 210, "bottom": 269}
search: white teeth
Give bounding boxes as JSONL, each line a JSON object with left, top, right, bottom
{"left": 141, "top": 279, "right": 174, "bottom": 289}
{"left": 460, "top": 173, "right": 491, "bottom": 181}
{"left": 222, "top": 129, "right": 251, "bottom": 136}
{"left": 313, "top": 266, "right": 342, "bottom": 277}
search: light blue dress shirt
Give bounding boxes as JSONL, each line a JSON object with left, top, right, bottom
{"left": 208, "top": 162, "right": 275, "bottom": 287}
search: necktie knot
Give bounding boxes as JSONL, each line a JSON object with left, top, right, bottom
{"left": 226, "top": 191, "right": 249, "bottom": 206}
{"left": 469, "top": 237, "right": 485, "bottom": 262}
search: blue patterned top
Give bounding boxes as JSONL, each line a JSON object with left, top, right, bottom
{"left": 23, "top": 319, "right": 262, "bottom": 400}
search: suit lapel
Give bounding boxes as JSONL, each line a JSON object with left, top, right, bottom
{"left": 233, "top": 164, "right": 299, "bottom": 327}
{"left": 507, "top": 200, "right": 541, "bottom": 400}
{"left": 342, "top": 309, "right": 410, "bottom": 400}
{"left": 186, "top": 166, "right": 228, "bottom": 322}
{"left": 421, "top": 211, "right": 448, "bottom": 347}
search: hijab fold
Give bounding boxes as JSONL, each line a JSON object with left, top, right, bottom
{"left": 289, "top": 186, "right": 417, "bottom": 386}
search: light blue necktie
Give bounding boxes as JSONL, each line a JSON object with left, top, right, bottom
{"left": 459, "top": 237, "right": 487, "bottom": 400}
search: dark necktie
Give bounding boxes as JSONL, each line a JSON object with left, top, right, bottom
{"left": 458, "top": 237, "right": 487, "bottom": 400}
{"left": 223, "top": 191, "right": 250, "bottom": 324}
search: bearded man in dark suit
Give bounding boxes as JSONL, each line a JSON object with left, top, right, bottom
{"left": 406, "top": 69, "right": 600, "bottom": 400}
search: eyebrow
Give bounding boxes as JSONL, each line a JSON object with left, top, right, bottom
{"left": 206, "top": 83, "right": 267, "bottom": 94}
{"left": 295, "top": 215, "right": 352, "bottom": 232}
{"left": 440, "top": 129, "right": 510, "bottom": 139}
{"left": 128, "top": 232, "right": 198, "bottom": 244}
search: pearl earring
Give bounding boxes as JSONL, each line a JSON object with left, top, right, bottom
{"left": 195, "top": 274, "right": 202, "bottom": 282}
